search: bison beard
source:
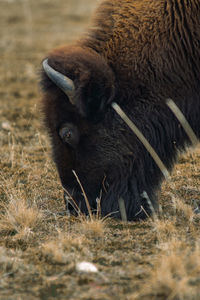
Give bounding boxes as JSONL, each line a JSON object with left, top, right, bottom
{"left": 41, "top": 0, "right": 200, "bottom": 221}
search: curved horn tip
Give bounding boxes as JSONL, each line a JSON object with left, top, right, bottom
{"left": 42, "top": 58, "right": 75, "bottom": 95}
{"left": 42, "top": 58, "right": 49, "bottom": 70}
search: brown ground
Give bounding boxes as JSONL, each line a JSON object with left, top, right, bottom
{"left": 0, "top": 1, "right": 200, "bottom": 299}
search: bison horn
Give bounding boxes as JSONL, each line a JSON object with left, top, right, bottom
{"left": 42, "top": 59, "right": 75, "bottom": 101}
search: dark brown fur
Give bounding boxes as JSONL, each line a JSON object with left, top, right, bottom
{"left": 41, "top": 0, "right": 200, "bottom": 220}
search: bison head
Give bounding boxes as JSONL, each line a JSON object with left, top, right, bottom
{"left": 42, "top": 47, "right": 117, "bottom": 213}
{"left": 41, "top": 46, "right": 160, "bottom": 220}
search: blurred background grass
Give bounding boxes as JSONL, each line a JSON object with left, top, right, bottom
{"left": 0, "top": 0, "right": 98, "bottom": 210}
{"left": 0, "top": 0, "right": 98, "bottom": 106}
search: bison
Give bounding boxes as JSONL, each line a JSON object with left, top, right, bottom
{"left": 41, "top": 0, "right": 200, "bottom": 220}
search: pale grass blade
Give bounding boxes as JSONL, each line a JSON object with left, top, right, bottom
{"left": 166, "top": 98, "right": 199, "bottom": 147}
{"left": 112, "top": 102, "right": 170, "bottom": 179}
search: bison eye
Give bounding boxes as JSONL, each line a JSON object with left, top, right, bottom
{"left": 59, "top": 123, "right": 80, "bottom": 148}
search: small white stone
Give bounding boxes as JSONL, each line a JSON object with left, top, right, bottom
{"left": 2, "top": 121, "right": 12, "bottom": 131}
{"left": 76, "top": 261, "right": 98, "bottom": 273}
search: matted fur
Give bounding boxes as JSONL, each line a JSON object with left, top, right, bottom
{"left": 41, "top": 0, "right": 200, "bottom": 220}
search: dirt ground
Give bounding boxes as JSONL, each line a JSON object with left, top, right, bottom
{"left": 0, "top": 1, "right": 200, "bottom": 299}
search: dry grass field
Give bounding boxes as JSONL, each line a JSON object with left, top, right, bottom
{"left": 0, "top": 0, "right": 200, "bottom": 299}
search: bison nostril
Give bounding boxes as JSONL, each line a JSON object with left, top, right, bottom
{"left": 59, "top": 123, "right": 80, "bottom": 147}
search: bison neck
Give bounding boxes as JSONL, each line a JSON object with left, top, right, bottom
{"left": 81, "top": 0, "right": 200, "bottom": 101}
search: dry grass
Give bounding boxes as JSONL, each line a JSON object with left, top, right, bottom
{"left": 0, "top": 0, "right": 200, "bottom": 299}
{"left": 146, "top": 247, "right": 200, "bottom": 299}
{"left": 129, "top": 211, "right": 200, "bottom": 300}
{"left": 75, "top": 216, "right": 105, "bottom": 238}
{"left": 171, "top": 194, "right": 195, "bottom": 223}
{"left": 0, "top": 247, "right": 20, "bottom": 276}
{"left": 0, "top": 196, "right": 43, "bottom": 238}
{"left": 40, "top": 231, "right": 91, "bottom": 265}
{"left": 140, "top": 238, "right": 200, "bottom": 300}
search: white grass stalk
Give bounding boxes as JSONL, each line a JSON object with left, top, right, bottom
{"left": 72, "top": 170, "right": 93, "bottom": 220}
{"left": 96, "top": 197, "right": 101, "bottom": 219}
{"left": 141, "top": 191, "right": 157, "bottom": 220}
{"left": 118, "top": 197, "right": 127, "bottom": 222}
{"left": 140, "top": 206, "right": 150, "bottom": 218}
{"left": 166, "top": 98, "right": 198, "bottom": 147}
{"left": 112, "top": 102, "right": 169, "bottom": 179}
{"left": 63, "top": 188, "right": 81, "bottom": 216}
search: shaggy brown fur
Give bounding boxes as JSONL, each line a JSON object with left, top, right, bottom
{"left": 41, "top": 0, "right": 200, "bottom": 220}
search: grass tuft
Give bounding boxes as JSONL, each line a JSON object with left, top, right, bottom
{"left": 145, "top": 243, "right": 200, "bottom": 300}
{"left": 153, "top": 218, "right": 177, "bottom": 243}
{"left": 0, "top": 196, "right": 43, "bottom": 240}
{"left": 171, "top": 195, "right": 195, "bottom": 222}
{"left": 76, "top": 216, "right": 105, "bottom": 238}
